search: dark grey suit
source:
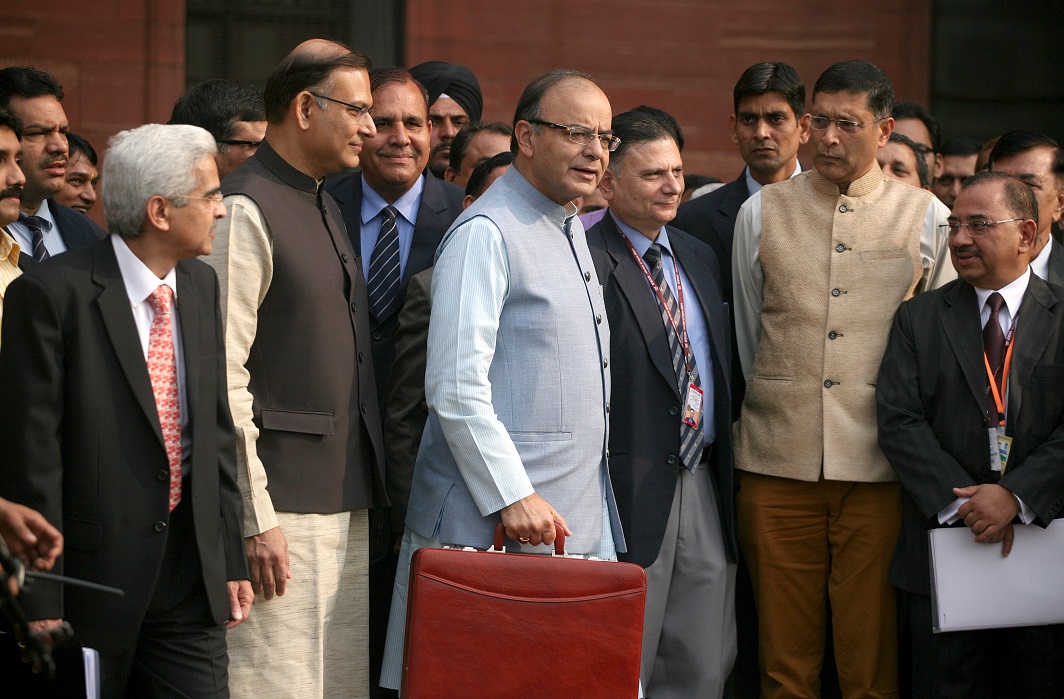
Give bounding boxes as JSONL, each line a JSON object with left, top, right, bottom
{"left": 48, "top": 197, "right": 107, "bottom": 250}
{"left": 877, "top": 274, "right": 1064, "bottom": 699}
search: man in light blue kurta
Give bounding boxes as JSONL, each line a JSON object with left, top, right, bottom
{"left": 380, "top": 70, "right": 626, "bottom": 691}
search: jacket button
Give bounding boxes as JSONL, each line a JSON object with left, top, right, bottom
{"left": 605, "top": 402, "right": 610, "bottom": 413}
{"left": 836, "top": 244, "right": 846, "bottom": 252}
{"left": 341, "top": 253, "right": 349, "bottom": 263}
{"left": 824, "top": 380, "right": 833, "bottom": 388}
{"left": 603, "top": 358, "right": 608, "bottom": 368}
{"left": 350, "top": 302, "right": 358, "bottom": 313}
{"left": 585, "top": 271, "right": 592, "bottom": 282}
{"left": 372, "top": 331, "right": 382, "bottom": 340}
{"left": 157, "top": 469, "right": 169, "bottom": 481}
{"left": 357, "top": 352, "right": 364, "bottom": 363}
{"left": 666, "top": 455, "right": 677, "bottom": 465}
{"left": 360, "top": 402, "right": 367, "bottom": 414}
{"left": 669, "top": 406, "right": 679, "bottom": 416}
{"left": 828, "top": 331, "right": 838, "bottom": 340}
{"left": 839, "top": 205, "right": 848, "bottom": 213}
{"left": 831, "top": 288, "right": 841, "bottom": 297}
{"left": 154, "top": 521, "right": 167, "bottom": 533}
{"left": 596, "top": 314, "right": 602, "bottom": 324}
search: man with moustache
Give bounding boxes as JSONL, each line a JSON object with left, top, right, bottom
{"left": 379, "top": 69, "right": 623, "bottom": 691}
{"left": 203, "top": 40, "right": 385, "bottom": 698}
{"left": 877, "top": 172, "right": 1064, "bottom": 698}
{"left": 988, "top": 131, "right": 1064, "bottom": 286}
{"left": 0, "top": 67, "right": 105, "bottom": 259}
{"left": 408, "top": 61, "right": 483, "bottom": 179}
{"left": 1, "top": 108, "right": 27, "bottom": 333}
{"left": 732, "top": 60, "right": 954, "bottom": 699}
{"left": 325, "top": 65, "right": 463, "bottom": 699}
{"left": 586, "top": 108, "right": 737, "bottom": 698}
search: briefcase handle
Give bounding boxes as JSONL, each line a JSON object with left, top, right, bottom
{"left": 493, "top": 522, "right": 565, "bottom": 555}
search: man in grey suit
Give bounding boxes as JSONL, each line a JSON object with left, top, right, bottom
{"left": 379, "top": 69, "right": 624, "bottom": 691}
{"left": 988, "top": 131, "right": 1064, "bottom": 286}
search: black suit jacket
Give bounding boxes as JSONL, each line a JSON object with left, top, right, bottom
{"left": 0, "top": 238, "right": 248, "bottom": 655}
{"left": 587, "top": 215, "right": 737, "bottom": 567}
{"left": 1045, "top": 239, "right": 1064, "bottom": 287}
{"left": 877, "top": 275, "right": 1064, "bottom": 596}
{"left": 326, "top": 171, "right": 464, "bottom": 411}
{"left": 48, "top": 197, "right": 107, "bottom": 249}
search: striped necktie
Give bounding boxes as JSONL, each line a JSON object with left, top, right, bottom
{"left": 367, "top": 206, "right": 401, "bottom": 320}
{"left": 643, "top": 243, "right": 703, "bottom": 470}
{"left": 18, "top": 213, "right": 50, "bottom": 262}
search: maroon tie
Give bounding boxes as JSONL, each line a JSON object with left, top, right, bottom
{"left": 147, "top": 286, "right": 182, "bottom": 511}
{"left": 983, "top": 292, "right": 1006, "bottom": 422}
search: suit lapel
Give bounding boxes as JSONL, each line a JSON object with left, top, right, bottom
{"left": 404, "top": 174, "right": 449, "bottom": 288}
{"left": 600, "top": 215, "right": 680, "bottom": 397}
{"left": 1047, "top": 242, "right": 1064, "bottom": 287}
{"left": 1008, "top": 276, "right": 1060, "bottom": 419}
{"left": 715, "top": 176, "right": 750, "bottom": 252}
{"left": 93, "top": 242, "right": 166, "bottom": 447}
{"left": 940, "top": 282, "right": 987, "bottom": 415}
{"left": 176, "top": 263, "right": 201, "bottom": 426}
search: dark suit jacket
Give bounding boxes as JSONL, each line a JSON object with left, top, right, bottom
{"left": 877, "top": 275, "right": 1064, "bottom": 596}
{"left": 587, "top": 215, "right": 738, "bottom": 568}
{"left": 326, "top": 171, "right": 464, "bottom": 411}
{"left": 383, "top": 267, "right": 433, "bottom": 532}
{"left": 48, "top": 197, "right": 107, "bottom": 249}
{"left": 1045, "top": 239, "right": 1064, "bottom": 287}
{"left": 0, "top": 238, "right": 248, "bottom": 655}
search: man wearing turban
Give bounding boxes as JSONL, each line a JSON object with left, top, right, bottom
{"left": 409, "top": 61, "right": 484, "bottom": 178}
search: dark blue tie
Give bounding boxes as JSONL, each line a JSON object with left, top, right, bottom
{"left": 18, "top": 213, "right": 50, "bottom": 262}
{"left": 367, "top": 206, "right": 401, "bottom": 320}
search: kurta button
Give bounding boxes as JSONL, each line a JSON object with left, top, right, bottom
{"left": 350, "top": 302, "right": 357, "bottom": 312}
{"left": 831, "top": 288, "right": 841, "bottom": 297}
{"left": 839, "top": 205, "right": 848, "bottom": 213}
{"left": 596, "top": 314, "right": 602, "bottom": 324}
{"left": 667, "top": 455, "right": 678, "bottom": 465}
{"left": 154, "top": 521, "right": 167, "bottom": 532}
{"left": 824, "top": 380, "right": 833, "bottom": 388}
{"left": 828, "top": 331, "right": 838, "bottom": 340}
{"left": 669, "top": 406, "right": 679, "bottom": 416}
{"left": 341, "top": 253, "right": 349, "bottom": 263}
{"left": 603, "top": 358, "right": 608, "bottom": 368}
{"left": 605, "top": 402, "right": 610, "bottom": 413}
{"left": 357, "top": 352, "right": 364, "bottom": 363}
{"left": 584, "top": 271, "right": 592, "bottom": 282}
{"left": 360, "top": 402, "right": 367, "bottom": 414}
{"left": 156, "top": 470, "right": 168, "bottom": 482}
{"left": 605, "top": 449, "right": 610, "bottom": 458}
{"left": 836, "top": 244, "right": 846, "bottom": 252}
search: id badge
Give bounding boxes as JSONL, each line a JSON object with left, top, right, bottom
{"left": 682, "top": 382, "right": 703, "bottom": 429}
{"left": 996, "top": 429, "right": 1013, "bottom": 473}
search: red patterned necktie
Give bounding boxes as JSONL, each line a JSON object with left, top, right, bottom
{"left": 147, "top": 285, "right": 182, "bottom": 511}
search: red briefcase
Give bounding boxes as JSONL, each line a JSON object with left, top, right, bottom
{"left": 401, "top": 523, "right": 646, "bottom": 698}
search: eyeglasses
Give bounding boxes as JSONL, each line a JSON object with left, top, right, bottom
{"left": 176, "top": 193, "right": 225, "bottom": 205}
{"left": 309, "top": 92, "right": 373, "bottom": 121}
{"left": 808, "top": 116, "right": 884, "bottom": 134}
{"left": 939, "top": 218, "right": 1025, "bottom": 237}
{"left": 217, "top": 139, "right": 261, "bottom": 148}
{"left": 527, "top": 119, "right": 621, "bottom": 152}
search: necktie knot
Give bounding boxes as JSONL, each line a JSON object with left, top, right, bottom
{"left": 986, "top": 291, "right": 1005, "bottom": 315}
{"left": 18, "top": 213, "right": 46, "bottom": 230}
{"left": 149, "top": 285, "right": 173, "bottom": 316}
{"left": 643, "top": 243, "right": 664, "bottom": 270}
{"left": 382, "top": 205, "right": 398, "bottom": 225}
{"left": 18, "top": 213, "right": 51, "bottom": 262}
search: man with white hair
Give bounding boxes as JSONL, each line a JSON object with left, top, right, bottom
{"left": 0, "top": 123, "right": 252, "bottom": 697}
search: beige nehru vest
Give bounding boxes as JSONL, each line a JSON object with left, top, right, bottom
{"left": 735, "top": 166, "right": 936, "bottom": 482}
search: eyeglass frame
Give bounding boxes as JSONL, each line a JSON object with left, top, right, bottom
{"left": 175, "top": 192, "right": 225, "bottom": 205}
{"left": 217, "top": 139, "right": 262, "bottom": 148}
{"left": 807, "top": 115, "right": 886, "bottom": 134}
{"left": 308, "top": 91, "right": 373, "bottom": 122}
{"left": 939, "top": 218, "right": 1026, "bottom": 237}
{"left": 526, "top": 119, "right": 621, "bottom": 152}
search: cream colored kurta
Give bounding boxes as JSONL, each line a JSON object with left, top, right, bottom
{"left": 732, "top": 166, "right": 954, "bottom": 483}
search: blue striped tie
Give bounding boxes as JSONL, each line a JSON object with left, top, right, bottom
{"left": 644, "top": 243, "right": 703, "bottom": 470}
{"left": 18, "top": 213, "right": 51, "bottom": 262}
{"left": 367, "top": 206, "right": 401, "bottom": 320}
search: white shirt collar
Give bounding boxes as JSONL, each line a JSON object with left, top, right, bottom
{"left": 975, "top": 266, "right": 1030, "bottom": 324}
{"left": 1030, "top": 236, "right": 1052, "bottom": 281}
{"left": 745, "top": 160, "right": 802, "bottom": 196}
{"left": 110, "top": 234, "right": 178, "bottom": 307}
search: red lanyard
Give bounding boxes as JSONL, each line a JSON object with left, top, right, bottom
{"left": 619, "top": 232, "right": 693, "bottom": 374}
{"left": 984, "top": 315, "right": 1017, "bottom": 426}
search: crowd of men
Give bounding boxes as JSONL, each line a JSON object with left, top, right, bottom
{"left": 0, "top": 38, "right": 1063, "bottom": 699}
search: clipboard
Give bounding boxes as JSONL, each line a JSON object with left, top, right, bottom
{"left": 929, "top": 519, "right": 1064, "bottom": 632}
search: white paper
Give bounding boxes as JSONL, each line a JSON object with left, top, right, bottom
{"left": 83, "top": 647, "right": 100, "bottom": 699}
{"left": 929, "top": 519, "right": 1064, "bottom": 632}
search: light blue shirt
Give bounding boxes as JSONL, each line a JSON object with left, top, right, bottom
{"left": 611, "top": 212, "right": 716, "bottom": 445}
{"left": 359, "top": 174, "right": 425, "bottom": 280}
{"left": 7, "top": 199, "right": 69, "bottom": 257}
